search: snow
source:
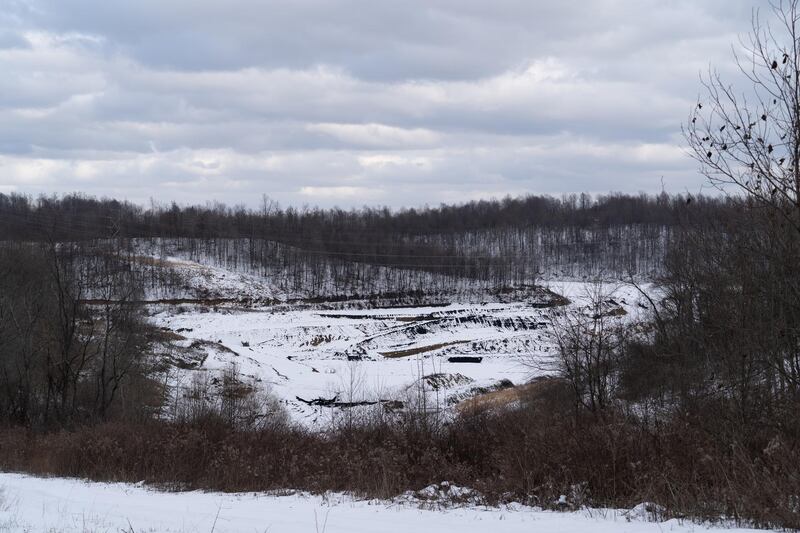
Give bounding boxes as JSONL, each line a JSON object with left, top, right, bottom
{"left": 93, "top": 244, "right": 654, "bottom": 424}
{"left": 0, "top": 473, "right": 770, "bottom": 533}
{"left": 143, "top": 273, "right": 652, "bottom": 424}
{"left": 150, "top": 302, "right": 554, "bottom": 424}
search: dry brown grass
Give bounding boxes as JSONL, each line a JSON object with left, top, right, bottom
{"left": 150, "top": 329, "right": 187, "bottom": 342}
{"left": 455, "top": 381, "right": 542, "bottom": 414}
{"left": 1, "top": 390, "right": 799, "bottom": 529}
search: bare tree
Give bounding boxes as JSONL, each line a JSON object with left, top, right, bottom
{"left": 684, "top": 0, "right": 800, "bottom": 411}
{"left": 547, "top": 282, "right": 629, "bottom": 417}
{"left": 686, "top": 0, "right": 800, "bottom": 233}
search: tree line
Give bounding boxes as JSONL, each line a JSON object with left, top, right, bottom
{"left": 0, "top": 191, "right": 736, "bottom": 294}
{"left": 0, "top": 240, "right": 154, "bottom": 427}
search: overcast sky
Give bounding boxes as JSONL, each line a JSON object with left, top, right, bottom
{"left": 0, "top": 1, "right": 757, "bottom": 208}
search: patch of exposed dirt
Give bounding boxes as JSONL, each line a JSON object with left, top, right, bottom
{"left": 308, "top": 334, "right": 335, "bottom": 346}
{"left": 605, "top": 306, "right": 628, "bottom": 317}
{"left": 394, "top": 315, "right": 438, "bottom": 322}
{"left": 423, "top": 373, "right": 474, "bottom": 390}
{"left": 380, "top": 340, "right": 470, "bottom": 358}
{"left": 149, "top": 328, "right": 187, "bottom": 342}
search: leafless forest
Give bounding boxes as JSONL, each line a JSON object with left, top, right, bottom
{"left": 3, "top": 1, "right": 800, "bottom": 530}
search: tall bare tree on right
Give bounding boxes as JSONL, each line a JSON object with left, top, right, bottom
{"left": 681, "top": 0, "right": 800, "bottom": 415}
{"left": 686, "top": 0, "right": 800, "bottom": 233}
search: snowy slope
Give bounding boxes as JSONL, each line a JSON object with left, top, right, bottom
{"left": 151, "top": 303, "right": 545, "bottom": 423}
{"left": 148, "top": 282, "right": 649, "bottom": 424}
{"left": 111, "top": 241, "right": 653, "bottom": 424}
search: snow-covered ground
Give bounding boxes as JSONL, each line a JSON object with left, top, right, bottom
{"left": 0, "top": 473, "right": 768, "bottom": 533}
{"left": 147, "top": 277, "right": 648, "bottom": 424}
{"left": 100, "top": 244, "right": 652, "bottom": 424}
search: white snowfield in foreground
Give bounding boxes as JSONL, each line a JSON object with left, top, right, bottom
{"left": 0, "top": 473, "right": 769, "bottom": 533}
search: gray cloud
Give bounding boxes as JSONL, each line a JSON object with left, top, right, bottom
{"left": 0, "top": 0, "right": 759, "bottom": 207}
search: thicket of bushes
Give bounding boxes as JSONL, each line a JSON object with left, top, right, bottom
{"left": 0, "top": 376, "right": 797, "bottom": 529}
